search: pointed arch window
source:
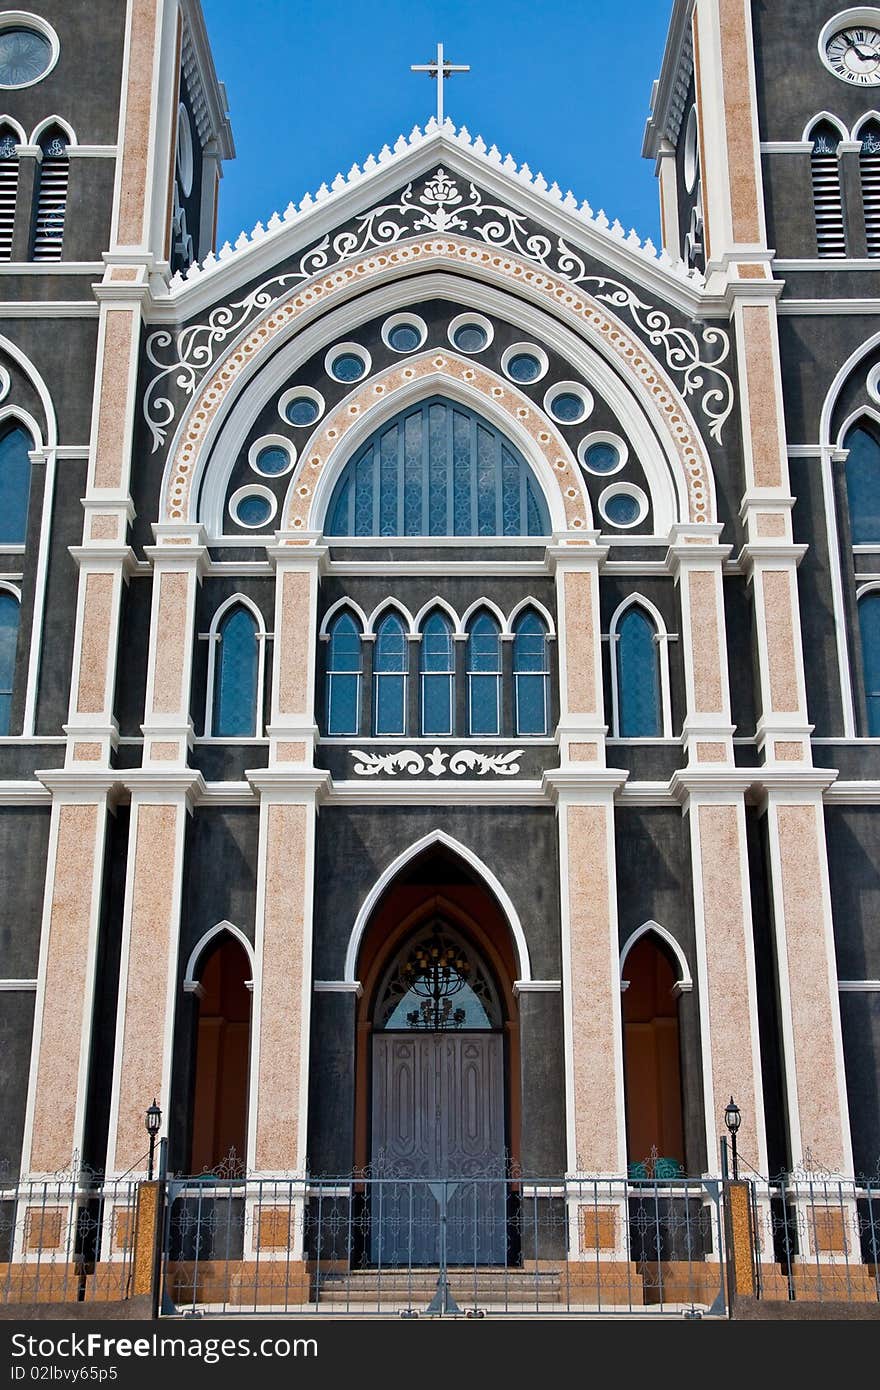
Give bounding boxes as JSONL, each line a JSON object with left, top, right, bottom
{"left": 810, "top": 123, "right": 846, "bottom": 258}
{"left": 373, "top": 613, "right": 408, "bottom": 735}
{"left": 467, "top": 611, "right": 502, "bottom": 736}
{"left": 859, "top": 591, "right": 880, "bottom": 735}
{"left": 615, "top": 604, "right": 662, "bottom": 737}
{"left": 0, "top": 424, "right": 32, "bottom": 543}
{"left": 420, "top": 611, "right": 454, "bottom": 735}
{"left": 0, "top": 589, "right": 20, "bottom": 734}
{"left": 325, "top": 396, "right": 551, "bottom": 537}
{"left": 326, "top": 611, "right": 362, "bottom": 735}
{"left": 0, "top": 124, "right": 19, "bottom": 260}
{"left": 513, "top": 610, "right": 550, "bottom": 735}
{"left": 32, "top": 128, "right": 68, "bottom": 261}
{"left": 843, "top": 420, "right": 880, "bottom": 543}
{"left": 212, "top": 604, "right": 260, "bottom": 737}
{"left": 860, "top": 121, "right": 880, "bottom": 258}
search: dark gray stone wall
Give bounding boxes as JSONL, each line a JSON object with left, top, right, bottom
{"left": 0, "top": 993, "right": 36, "bottom": 1177}
{"left": 839, "top": 994, "right": 880, "bottom": 1176}
{"left": 35, "top": 458, "right": 87, "bottom": 736}
{"left": 0, "top": 808, "right": 50, "bottom": 979}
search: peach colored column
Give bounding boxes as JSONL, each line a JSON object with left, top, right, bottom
{"left": 667, "top": 525, "right": 735, "bottom": 765}
{"left": 764, "top": 788, "right": 853, "bottom": 1181}
{"left": 246, "top": 772, "right": 329, "bottom": 1176}
{"left": 20, "top": 782, "right": 116, "bottom": 1178}
{"left": 552, "top": 542, "right": 608, "bottom": 766}
{"left": 266, "top": 540, "right": 326, "bottom": 767}
{"left": 547, "top": 772, "right": 627, "bottom": 1177}
{"left": 141, "top": 525, "right": 208, "bottom": 767}
{"left": 104, "top": 775, "right": 201, "bottom": 1175}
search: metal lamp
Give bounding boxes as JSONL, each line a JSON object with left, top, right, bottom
{"left": 145, "top": 1099, "right": 162, "bottom": 1180}
{"left": 724, "top": 1096, "right": 742, "bottom": 1179}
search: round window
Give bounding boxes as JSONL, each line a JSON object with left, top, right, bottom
{"left": 230, "top": 487, "right": 277, "bottom": 529}
{"left": 551, "top": 393, "right": 584, "bottom": 422}
{"left": 256, "top": 447, "right": 289, "bottom": 474}
{"left": 279, "top": 386, "right": 325, "bottom": 429}
{"left": 508, "top": 353, "right": 541, "bottom": 382}
{"left": 176, "top": 103, "right": 194, "bottom": 197}
{"left": 325, "top": 342, "right": 371, "bottom": 383}
{"left": 578, "top": 434, "right": 628, "bottom": 476}
{"left": 448, "top": 313, "right": 494, "bottom": 355}
{"left": 599, "top": 484, "right": 648, "bottom": 530}
{"left": 0, "top": 24, "right": 55, "bottom": 88}
{"left": 388, "top": 323, "right": 421, "bottom": 352}
{"left": 544, "top": 381, "right": 593, "bottom": 426}
{"left": 683, "top": 105, "right": 699, "bottom": 194}
{"left": 249, "top": 435, "right": 295, "bottom": 478}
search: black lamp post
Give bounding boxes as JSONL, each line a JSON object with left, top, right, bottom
{"left": 724, "top": 1096, "right": 742, "bottom": 1179}
{"left": 145, "top": 1099, "right": 162, "bottom": 1180}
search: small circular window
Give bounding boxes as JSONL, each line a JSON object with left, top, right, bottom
{"left": 176, "top": 103, "right": 193, "bottom": 197}
{"left": 599, "top": 483, "right": 648, "bottom": 530}
{"left": 501, "top": 342, "right": 548, "bottom": 385}
{"left": 279, "top": 386, "right": 325, "bottom": 428}
{"left": 0, "top": 19, "right": 57, "bottom": 89}
{"left": 448, "top": 312, "right": 494, "bottom": 354}
{"left": 578, "top": 433, "right": 628, "bottom": 476}
{"left": 683, "top": 105, "right": 699, "bottom": 194}
{"left": 326, "top": 342, "right": 371, "bottom": 383}
{"left": 230, "top": 486, "right": 277, "bottom": 530}
{"left": 544, "top": 381, "right": 593, "bottom": 426}
{"left": 249, "top": 435, "right": 295, "bottom": 477}
{"left": 382, "top": 313, "right": 427, "bottom": 354}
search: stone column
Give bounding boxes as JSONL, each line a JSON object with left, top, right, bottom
{"left": 669, "top": 529, "right": 769, "bottom": 1177}
{"left": 266, "top": 538, "right": 326, "bottom": 767}
{"left": 552, "top": 539, "right": 607, "bottom": 768}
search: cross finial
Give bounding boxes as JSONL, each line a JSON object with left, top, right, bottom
{"left": 411, "top": 42, "right": 470, "bottom": 126}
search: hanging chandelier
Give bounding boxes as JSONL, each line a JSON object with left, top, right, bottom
{"left": 402, "top": 933, "right": 470, "bottom": 1030}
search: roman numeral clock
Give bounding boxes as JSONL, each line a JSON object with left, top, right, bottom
{"left": 822, "top": 12, "right": 880, "bottom": 85}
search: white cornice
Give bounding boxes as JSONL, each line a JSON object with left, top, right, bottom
{"left": 642, "top": 0, "right": 695, "bottom": 160}
{"left": 149, "top": 125, "right": 711, "bottom": 322}
{"left": 180, "top": 0, "right": 234, "bottom": 161}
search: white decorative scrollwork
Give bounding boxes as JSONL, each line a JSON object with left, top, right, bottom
{"left": 350, "top": 747, "right": 524, "bottom": 777}
{"left": 143, "top": 167, "right": 734, "bottom": 451}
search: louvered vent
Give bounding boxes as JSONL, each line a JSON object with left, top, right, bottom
{"left": 0, "top": 130, "right": 18, "bottom": 261}
{"left": 861, "top": 124, "right": 880, "bottom": 258}
{"left": 32, "top": 134, "right": 68, "bottom": 262}
{"left": 811, "top": 125, "right": 846, "bottom": 259}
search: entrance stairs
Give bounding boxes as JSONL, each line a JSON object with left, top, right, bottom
{"left": 314, "top": 1267, "right": 563, "bottom": 1311}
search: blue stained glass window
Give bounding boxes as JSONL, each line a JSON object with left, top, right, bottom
{"left": 550, "top": 392, "right": 584, "bottom": 423}
{"left": 420, "top": 612, "right": 453, "bottom": 735}
{"left": 0, "top": 28, "right": 51, "bottom": 87}
{"left": 234, "top": 492, "right": 273, "bottom": 527}
{"left": 325, "top": 397, "right": 551, "bottom": 537}
{"left": 468, "top": 612, "right": 501, "bottom": 735}
{"left": 374, "top": 613, "right": 408, "bottom": 735}
{"left": 452, "top": 322, "right": 487, "bottom": 352}
{"left": 213, "top": 606, "right": 259, "bottom": 737}
{"left": 584, "top": 442, "right": 620, "bottom": 474}
{"left": 616, "top": 606, "right": 661, "bottom": 737}
{"left": 326, "top": 612, "right": 362, "bottom": 735}
{"left": 603, "top": 491, "right": 641, "bottom": 527}
{"left": 0, "top": 590, "right": 19, "bottom": 733}
{"left": 389, "top": 323, "right": 421, "bottom": 352}
{"left": 844, "top": 424, "right": 880, "bottom": 543}
{"left": 513, "top": 611, "right": 549, "bottom": 735}
{"left": 859, "top": 593, "right": 880, "bottom": 735}
{"left": 0, "top": 425, "right": 32, "bottom": 543}
{"left": 507, "top": 353, "right": 541, "bottom": 383}
{"left": 286, "top": 396, "right": 320, "bottom": 427}
{"left": 331, "top": 352, "right": 365, "bottom": 382}
{"left": 255, "top": 446, "right": 289, "bottom": 475}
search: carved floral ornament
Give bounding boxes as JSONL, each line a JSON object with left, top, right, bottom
{"left": 153, "top": 171, "right": 727, "bottom": 527}
{"left": 351, "top": 747, "right": 524, "bottom": 777}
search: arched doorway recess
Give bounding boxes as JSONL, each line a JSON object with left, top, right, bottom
{"left": 189, "top": 935, "right": 252, "bottom": 1174}
{"left": 621, "top": 933, "right": 687, "bottom": 1177}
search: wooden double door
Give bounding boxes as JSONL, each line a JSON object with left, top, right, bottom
{"left": 370, "top": 1032, "right": 506, "bottom": 1264}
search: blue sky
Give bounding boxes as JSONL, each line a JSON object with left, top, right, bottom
{"left": 201, "top": 0, "right": 672, "bottom": 248}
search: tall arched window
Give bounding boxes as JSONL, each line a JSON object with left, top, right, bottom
{"left": 0, "top": 424, "right": 32, "bottom": 544}
{"left": 32, "top": 128, "right": 69, "bottom": 261}
{"left": 212, "top": 604, "right": 260, "bottom": 737}
{"left": 615, "top": 604, "right": 662, "bottom": 737}
{"left": 420, "top": 611, "right": 454, "bottom": 735}
{"left": 467, "top": 611, "right": 502, "bottom": 736}
{"left": 0, "top": 589, "right": 20, "bottom": 734}
{"left": 513, "top": 610, "right": 549, "bottom": 735}
{"left": 843, "top": 420, "right": 880, "bottom": 543}
{"left": 373, "top": 613, "right": 408, "bottom": 735}
{"left": 325, "top": 396, "right": 551, "bottom": 537}
{"left": 326, "top": 611, "right": 362, "bottom": 735}
{"left": 860, "top": 120, "right": 880, "bottom": 257}
{"left": 0, "top": 125, "right": 19, "bottom": 260}
{"left": 859, "top": 591, "right": 880, "bottom": 735}
{"left": 810, "top": 122, "right": 846, "bottom": 258}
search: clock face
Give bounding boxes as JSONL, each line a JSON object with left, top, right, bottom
{"left": 825, "top": 25, "right": 880, "bottom": 83}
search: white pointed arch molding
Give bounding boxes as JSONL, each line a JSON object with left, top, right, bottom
{"left": 619, "top": 920, "right": 692, "bottom": 996}
{"left": 183, "top": 920, "right": 255, "bottom": 994}
{"left": 158, "top": 236, "right": 717, "bottom": 530}
{"left": 341, "top": 829, "right": 532, "bottom": 984}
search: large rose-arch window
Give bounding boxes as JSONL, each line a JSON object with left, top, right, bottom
{"left": 324, "top": 395, "right": 551, "bottom": 538}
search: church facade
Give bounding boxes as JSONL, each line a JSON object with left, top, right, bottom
{"left": 0, "top": 0, "right": 879, "bottom": 1262}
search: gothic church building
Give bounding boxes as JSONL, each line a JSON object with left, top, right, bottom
{"left": 0, "top": 0, "right": 879, "bottom": 1253}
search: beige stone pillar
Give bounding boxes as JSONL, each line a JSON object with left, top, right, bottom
{"left": 141, "top": 525, "right": 208, "bottom": 767}
{"left": 551, "top": 539, "right": 608, "bottom": 767}
{"left": 266, "top": 538, "right": 326, "bottom": 767}
{"left": 104, "top": 773, "right": 201, "bottom": 1176}
{"left": 668, "top": 525, "right": 735, "bottom": 766}
{"left": 20, "top": 779, "right": 116, "bottom": 1178}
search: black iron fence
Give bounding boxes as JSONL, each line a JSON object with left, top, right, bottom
{"left": 754, "top": 1170, "right": 880, "bottom": 1305}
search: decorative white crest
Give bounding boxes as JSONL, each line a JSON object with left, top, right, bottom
{"left": 143, "top": 164, "right": 733, "bottom": 451}
{"left": 350, "top": 747, "right": 524, "bottom": 777}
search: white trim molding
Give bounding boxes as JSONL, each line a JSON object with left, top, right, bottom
{"left": 619, "top": 919, "right": 693, "bottom": 995}
{"left": 182, "top": 920, "right": 255, "bottom": 993}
